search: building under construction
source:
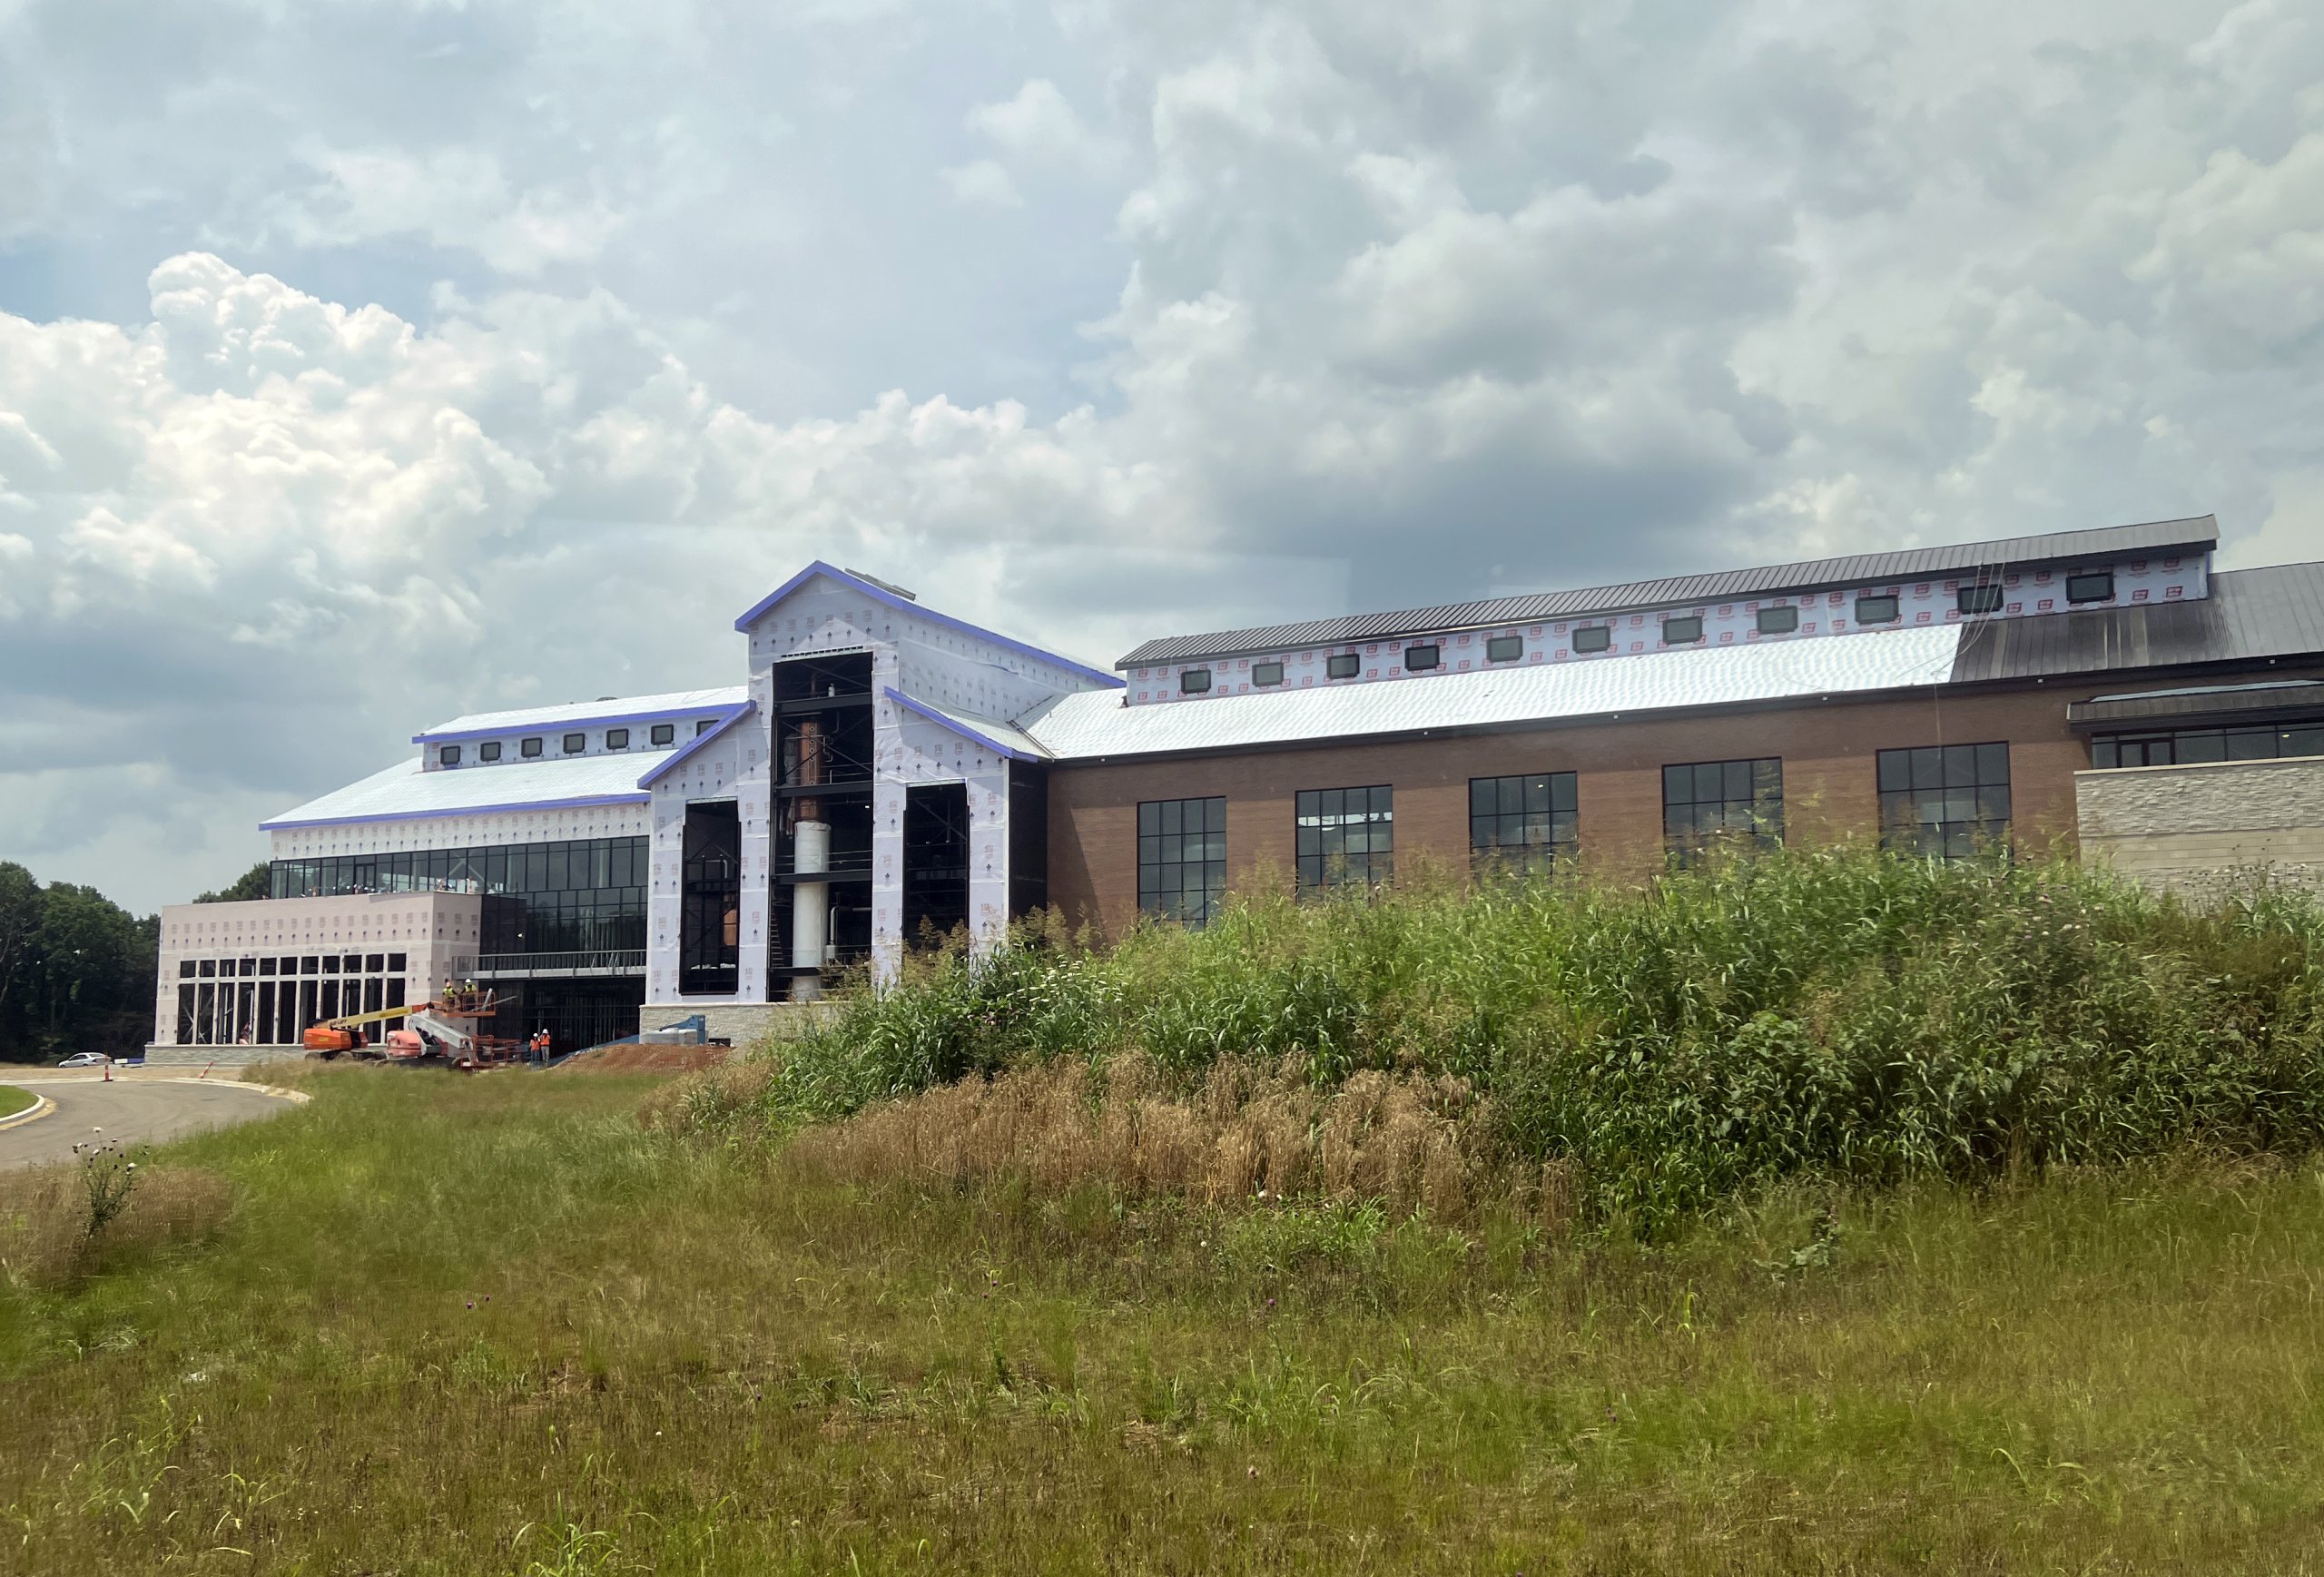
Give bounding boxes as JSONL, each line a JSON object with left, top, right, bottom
{"left": 150, "top": 514, "right": 2324, "bottom": 1056}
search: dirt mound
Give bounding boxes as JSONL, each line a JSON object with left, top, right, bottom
{"left": 554, "top": 1042, "right": 730, "bottom": 1074}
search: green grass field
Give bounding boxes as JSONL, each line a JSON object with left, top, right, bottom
{"left": 0, "top": 1085, "right": 32, "bottom": 1121}
{"left": 2, "top": 1068, "right": 2322, "bottom": 1573}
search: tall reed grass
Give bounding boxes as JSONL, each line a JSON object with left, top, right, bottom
{"left": 657, "top": 846, "right": 2324, "bottom": 1230}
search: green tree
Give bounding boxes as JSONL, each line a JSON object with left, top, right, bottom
{"left": 196, "top": 862, "right": 271, "bottom": 904}
{"left": 0, "top": 862, "right": 40, "bottom": 1048}
{"left": 0, "top": 868, "right": 158, "bottom": 1064}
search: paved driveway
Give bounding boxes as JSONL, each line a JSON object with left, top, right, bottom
{"left": 0, "top": 1075, "right": 296, "bottom": 1169}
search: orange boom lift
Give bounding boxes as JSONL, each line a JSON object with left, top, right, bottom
{"left": 303, "top": 983, "right": 526, "bottom": 1069}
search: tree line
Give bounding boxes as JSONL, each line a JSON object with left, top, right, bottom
{"left": 0, "top": 861, "right": 267, "bottom": 1065}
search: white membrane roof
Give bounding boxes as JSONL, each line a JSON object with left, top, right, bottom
{"left": 416, "top": 686, "right": 749, "bottom": 742}
{"left": 1026, "top": 623, "right": 1966, "bottom": 759}
{"left": 890, "top": 690, "right": 1053, "bottom": 761}
{"left": 263, "top": 749, "right": 676, "bottom": 828}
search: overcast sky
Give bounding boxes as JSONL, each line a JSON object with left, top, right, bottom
{"left": 4, "top": 0, "right": 2322, "bottom": 912}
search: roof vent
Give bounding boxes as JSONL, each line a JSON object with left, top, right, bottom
{"left": 845, "top": 567, "right": 918, "bottom": 602}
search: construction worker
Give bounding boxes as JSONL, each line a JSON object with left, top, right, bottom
{"left": 539, "top": 1028, "right": 553, "bottom": 1065}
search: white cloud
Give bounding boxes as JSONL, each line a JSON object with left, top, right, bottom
{"left": 967, "top": 78, "right": 1120, "bottom": 176}
{"left": 940, "top": 159, "right": 1025, "bottom": 210}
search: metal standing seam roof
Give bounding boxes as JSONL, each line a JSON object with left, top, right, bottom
{"left": 261, "top": 749, "right": 678, "bottom": 829}
{"left": 413, "top": 686, "right": 751, "bottom": 744}
{"left": 2064, "top": 680, "right": 2324, "bottom": 730}
{"left": 1946, "top": 562, "right": 2324, "bottom": 684}
{"left": 1118, "top": 516, "right": 2221, "bottom": 668}
{"left": 1028, "top": 622, "right": 1967, "bottom": 761}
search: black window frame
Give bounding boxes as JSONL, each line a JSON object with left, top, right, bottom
{"left": 696, "top": 719, "right": 718, "bottom": 736}
{"left": 1660, "top": 616, "right": 1704, "bottom": 644}
{"left": 1855, "top": 594, "right": 1900, "bottom": 625}
{"left": 1878, "top": 742, "right": 2012, "bottom": 861}
{"left": 1662, "top": 757, "right": 1784, "bottom": 863}
{"left": 479, "top": 741, "right": 503, "bottom": 763}
{"left": 1179, "top": 667, "right": 1213, "bottom": 695}
{"left": 521, "top": 737, "right": 544, "bottom": 758}
{"left": 440, "top": 744, "right": 463, "bottom": 766}
{"left": 1571, "top": 625, "right": 1612, "bottom": 653}
{"left": 1326, "top": 653, "right": 1361, "bottom": 679}
{"left": 2066, "top": 570, "right": 2115, "bottom": 604}
{"left": 1403, "top": 644, "right": 1441, "bottom": 671}
{"left": 1295, "top": 785, "right": 1393, "bottom": 892}
{"left": 606, "top": 727, "right": 630, "bottom": 750}
{"left": 1486, "top": 635, "right": 1523, "bottom": 663}
{"left": 1957, "top": 584, "right": 2004, "bottom": 615}
{"left": 1470, "top": 773, "right": 1578, "bottom": 875}
{"left": 651, "top": 724, "right": 676, "bottom": 746}
{"left": 1253, "top": 661, "right": 1285, "bottom": 686}
{"left": 563, "top": 733, "right": 587, "bottom": 754}
{"left": 1137, "top": 796, "right": 1227, "bottom": 926}
{"left": 1756, "top": 605, "right": 1798, "bottom": 635}
{"left": 2093, "top": 723, "right": 2324, "bottom": 768}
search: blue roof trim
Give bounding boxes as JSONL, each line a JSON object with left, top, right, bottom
{"left": 733, "top": 560, "right": 1125, "bottom": 689}
{"left": 884, "top": 687, "right": 1042, "bottom": 763}
{"left": 636, "top": 701, "right": 760, "bottom": 789}
{"left": 261, "top": 793, "right": 649, "bottom": 832}
{"left": 414, "top": 699, "right": 748, "bottom": 746}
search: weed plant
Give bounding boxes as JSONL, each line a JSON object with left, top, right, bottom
{"left": 5, "top": 1071, "right": 2324, "bottom": 1572}
{"left": 662, "top": 845, "right": 2324, "bottom": 1231}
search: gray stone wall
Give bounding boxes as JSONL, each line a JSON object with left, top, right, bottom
{"left": 2077, "top": 757, "right": 2324, "bottom": 902}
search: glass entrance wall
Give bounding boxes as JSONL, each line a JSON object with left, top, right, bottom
{"left": 679, "top": 804, "right": 742, "bottom": 995}
{"left": 270, "top": 838, "right": 648, "bottom": 954}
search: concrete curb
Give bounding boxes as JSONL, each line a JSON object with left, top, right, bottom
{"left": 0, "top": 1092, "right": 55, "bottom": 1132}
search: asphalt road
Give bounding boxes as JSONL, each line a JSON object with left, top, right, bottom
{"left": 0, "top": 1075, "right": 294, "bottom": 1169}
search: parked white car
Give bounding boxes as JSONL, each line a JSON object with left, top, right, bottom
{"left": 54, "top": 1052, "right": 109, "bottom": 1068}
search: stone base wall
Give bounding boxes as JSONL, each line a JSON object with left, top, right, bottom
{"left": 641, "top": 1002, "right": 840, "bottom": 1049}
{"left": 2077, "top": 757, "right": 2324, "bottom": 902}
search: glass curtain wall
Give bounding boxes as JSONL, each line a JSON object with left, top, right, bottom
{"left": 270, "top": 837, "right": 647, "bottom": 954}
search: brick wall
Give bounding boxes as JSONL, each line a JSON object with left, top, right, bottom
{"left": 2078, "top": 756, "right": 2324, "bottom": 901}
{"left": 1044, "top": 676, "right": 2245, "bottom": 938}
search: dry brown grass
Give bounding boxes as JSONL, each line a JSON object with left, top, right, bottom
{"left": 778, "top": 1053, "right": 1579, "bottom": 1228}
{"left": 0, "top": 1160, "right": 233, "bottom": 1289}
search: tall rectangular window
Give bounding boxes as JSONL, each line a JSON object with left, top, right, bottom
{"left": 1138, "top": 796, "right": 1227, "bottom": 925}
{"left": 1470, "top": 773, "right": 1578, "bottom": 874}
{"left": 1878, "top": 743, "right": 2011, "bottom": 860}
{"left": 1662, "top": 758, "right": 1783, "bottom": 862}
{"left": 1296, "top": 785, "right": 1393, "bottom": 890}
